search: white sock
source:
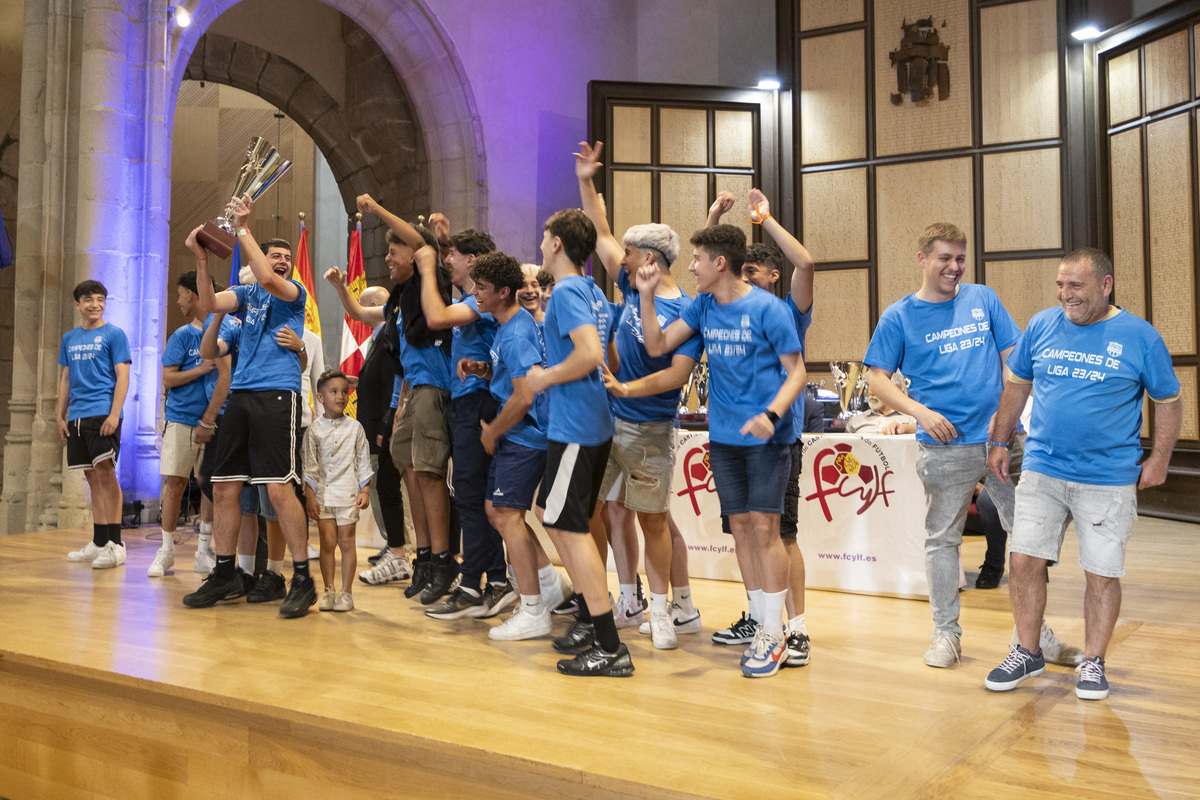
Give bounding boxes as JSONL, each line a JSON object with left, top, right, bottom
{"left": 673, "top": 585, "right": 696, "bottom": 616}
{"left": 748, "top": 590, "right": 764, "bottom": 625}
{"left": 160, "top": 529, "right": 175, "bottom": 551}
{"left": 200, "top": 521, "right": 212, "bottom": 535}
{"left": 267, "top": 559, "right": 285, "bottom": 575}
{"left": 237, "top": 554, "right": 255, "bottom": 574}
{"left": 763, "top": 590, "right": 787, "bottom": 638}
{"left": 619, "top": 582, "right": 637, "bottom": 604}
{"left": 521, "top": 594, "right": 544, "bottom": 615}
{"left": 198, "top": 533, "right": 212, "bottom": 553}
{"left": 650, "top": 592, "right": 669, "bottom": 616}
{"left": 538, "top": 564, "right": 558, "bottom": 590}
{"left": 789, "top": 613, "right": 807, "bottom": 636}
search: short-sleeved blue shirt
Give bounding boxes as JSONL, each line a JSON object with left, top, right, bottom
{"left": 612, "top": 268, "right": 704, "bottom": 423}
{"left": 399, "top": 316, "right": 452, "bottom": 391}
{"left": 786, "top": 294, "right": 814, "bottom": 441}
{"left": 58, "top": 323, "right": 131, "bottom": 420}
{"left": 451, "top": 294, "right": 498, "bottom": 399}
{"left": 542, "top": 274, "right": 614, "bottom": 446}
{"left": 1009, "top": 306, "right": 1180, "bottom": 485}
{"left": 679, "top": 288, "right": 801, "bottom": 446}
{"left": 229, "top": 281, "right": 306, "bottom": 392}
{"left": 162, "top": 321, "right": 209, "bottom": 426}
{"left": 489, "top": 309, "right": 549, "bottom": 450}
{"left": 863, "top": 283, "right": 1021, "bottom": 445}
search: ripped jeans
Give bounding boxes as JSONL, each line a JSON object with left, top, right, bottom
{"left": 597, "top": 418, "right": 677, "bottom": 514}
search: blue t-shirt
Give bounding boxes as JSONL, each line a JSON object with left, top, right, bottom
{"left": 786, "top": 293, "right": 814, "bottom": 441}
{"left": 864, "top": 283, "right": 1020, "bottom": 445}
{"left": 229, "top": 282, "right": 306, "bottom": 392}
{"left": 1009, "top": 306, "right": 1180, "bottom": 485}
{"left": 680, "top": 288, "right": 801, "bottom": 446}
{"left": 612, "top": 268, "right": 704, "bottom": 423}
{"left": 399, "top": 316, "right": 452, "bottom": 391}
{"left": 543, "top": 274, "right": 614, "bottom": 446}
{"left": 58, "top": 323, "right": 131, "bottom": 420}
{"left": 207, "top": 315, "right": 241, "bottom": 414}
{"left": 162, "top": 321, "right": 209, "bottom": 426}
{"left": 451, "top": 294, "right": 498, "bottom": 399}
{"left": 490, "top": 309, "right": 549, "bottom": 450}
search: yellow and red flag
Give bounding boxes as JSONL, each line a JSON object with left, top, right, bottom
{"left": 292, "top": 221, "right": 322, "bottom": 338}
{"left": 339, "top": 219, "right": 373, "bottom": 418}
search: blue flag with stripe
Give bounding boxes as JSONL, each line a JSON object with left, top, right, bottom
{"left": 229, "top": 240, "right": 241, "bottom": 286}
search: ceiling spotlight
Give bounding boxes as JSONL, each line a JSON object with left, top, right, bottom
{"left": 757, "top": 78, "right": 781, "bottom": 91}
{"left": 1071, "top": 25, "right": 1101, "bottom": 41}
{"left": 171, "top": 6, "right": 192, "bottom": 28}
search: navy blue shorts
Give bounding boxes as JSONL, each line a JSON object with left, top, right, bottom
{"left": 708, "top": 441, "right": 792, "bottom": 517}
{"left": 487, "top": 438, "right": 547, "bottom": 511}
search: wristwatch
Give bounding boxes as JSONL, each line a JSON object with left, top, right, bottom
{"left": 764, "top": 409, "right": 780, "bottom": 425}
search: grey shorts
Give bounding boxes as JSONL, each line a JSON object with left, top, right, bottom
{"left": 597, "top": 419, "right": 677, "bottom": 514}
{"left": 1010, "top": 470, "right": 1137, "bottom": 578}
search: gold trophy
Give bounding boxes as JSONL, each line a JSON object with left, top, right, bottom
{"left": 196, "top": 137, "right": 293, "bottom": 259}
{"left": 830, "top": 361, "right": 869, "bottom": 419}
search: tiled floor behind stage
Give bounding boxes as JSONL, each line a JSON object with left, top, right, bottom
{"left": 1, "top": 520, "right": 1198, "bottom": 799}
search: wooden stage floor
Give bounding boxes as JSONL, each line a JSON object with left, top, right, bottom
{"left": 1, "top": 521, "right": 1198, "bottom": 799}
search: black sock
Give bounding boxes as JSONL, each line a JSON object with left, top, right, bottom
{"left": 107, "top": 523, "right": 122, "bottom": 546}
{"left": 293, "top": 560, "right": 310, "bottom": 579}
{"left": 432, "top": 550, "right": 451, "bottom": 565}
{"left": 416, "top": 547, "right": 432, "bottom": 563}
{"left": 215, "top": 554, "right": 236, "bottom": 579}
{"left": 93, "top": 524, "right": 106, "bottom": 547}
{"left": 576, "top": 602, "right": 593, "bottom": 623}
{"left": 592, "top": 610, "right": 621, "bottom": 652}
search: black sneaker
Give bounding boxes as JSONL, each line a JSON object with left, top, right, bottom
{"left": 404, "top": 559, "right": 431, "bottom": 599}
{"left": 182, "top": 570, "right": 246, "bottom": 608}
{"left": 424, "top": 587, "right": 484, "bottom": 619}
{"left": 556, "top": 643, "right": 635, "bottom": 677}
{"left": 478, "top": 580, "right": 518, "bottom": 619}
{"left": 239, "top": 568, "right": 256, "bottom": 597}
{"left": 712, "top": 612, "right": 758, "bottom": 645}
{"left": 552, "top": 618, "right": 596, "bottom": 653}
{"left": 367, "top": 545, "right": 389, "bottom": 565}
{"left": 975, "top": 562, "right": 1004, "bottom": 590}
{"left": 551, "top": 591, "right": 582, "bottom": 616}
{"left": 784, "top": 630, "right": 811, "bottom": 667}
{"left": 246, "top": 570, "right": 286, "bottom": 603}
{"left": 635, "top": 573, "right": 648, "bottom": 611}
{"left": 419, "top": 561, "right": 459, "bottom": 605}
{"left": 279, "top": 573, "right": 317, "bottom": 618}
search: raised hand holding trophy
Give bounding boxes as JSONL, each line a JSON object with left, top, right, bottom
{"left": 196, "top": 136, "right": 293, "bottom": 259}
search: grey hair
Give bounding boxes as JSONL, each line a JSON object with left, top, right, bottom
{"left": 622, "top": 223, "right": 680, "bottom": 267}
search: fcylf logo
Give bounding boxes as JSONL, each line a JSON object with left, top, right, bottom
{"left": 1107, "top": 341, "right": 1123, "bottom": 358}
{"left": 806, "top": 442, "right": 895, "bottom": 523}
{"left": 676, "top": 441, "right": 716, "bottom": 516}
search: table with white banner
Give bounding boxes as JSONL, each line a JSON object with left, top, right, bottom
{"left": 669, "top": 430, "right": 932, "bottom": 599}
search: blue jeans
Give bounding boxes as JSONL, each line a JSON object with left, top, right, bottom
{"left": 447, "top": 391, "right": 506, "bottom": 589}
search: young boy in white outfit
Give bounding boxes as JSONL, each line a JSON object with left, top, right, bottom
{"left": 303, "top": 369, "right": 373, "bottom": 612}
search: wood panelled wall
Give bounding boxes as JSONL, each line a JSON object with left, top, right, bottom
{"left": 786, "top": 0, "right": 1067, "bottom": 373}
{"left": 1101, "top": 17, "right": 1200, "bottom": 445}
{"left": 168, "top": 82, "right": 315, "bottom": 336}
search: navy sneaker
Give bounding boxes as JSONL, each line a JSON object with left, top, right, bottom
{"left": 712, "top": 612, "right": 757, "bottom": 645}
{"left": 1075, "top": 656, "right": 1109, "bottom": 700}
{"left": 985, "top": 645, "right": 1046, "bottom": 691}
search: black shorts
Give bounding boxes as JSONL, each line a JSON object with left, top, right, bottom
{"left": 66, "top": 416, "right": 121, "bottom": 470}
{"left": 536, "top": 439, "right": 612, "bottom": 534}
{"left": 211, "top": 390, "right": 302, "bottom": 485}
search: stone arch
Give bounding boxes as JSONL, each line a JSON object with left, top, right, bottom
{"left": 182, "top": 32, "right": 428, "bottom": 277}
{"left": 170, "top": 0, "right": 487, "bottom": 236}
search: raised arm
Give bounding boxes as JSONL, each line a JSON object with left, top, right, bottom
{"left": 199, "top": 313, "right": 230, "bottom": 360}
{"left": 706, "top": 191, "right": 735, "bottom": 228}
{"left": 186, "top": 225, "right": 239, "bottom": 315}
{"left": 415, "top": 245, "right": 476, "bottom": 329}
{"left": 357, "top": 193, "right": 426, "bottom": 252}
{"left": 636, "top": 265, "right": 696, "bottom": 357}
{"left": 324, "top": 267, "right": 386, "bottom": 326}
{"left": 227, "top": 195, "right": 300, "bottom": 302}
{"left": 749, "top": 189, "right": 814, "bottom": 313}
{"left": 574, "top": 141, "right": 623, "bottom": 279}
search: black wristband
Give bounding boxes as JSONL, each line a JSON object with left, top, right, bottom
{"left": 764, "top": 409, "right": 780, "bottom": 425}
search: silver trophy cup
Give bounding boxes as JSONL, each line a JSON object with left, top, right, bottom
{"left": 196, "top": 136, "right": 294, "bottom": 259}
{"left": 830, "top": 361, "right": 870, "bottom": 419}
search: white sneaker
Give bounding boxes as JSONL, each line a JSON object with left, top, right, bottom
{"left": 318, "top": 587, "right": 337, "bottom": 611}
{"left": 307, "top": 544, "right": 320, "bottom": 561}
{"left": 641, "top": 602, "right": 703, "bottom": 636}
{"left": 541, "top": 571, "right": 571, "bottom": 611}
{"left": 923, "top": 631, "right": 962, "bottom": 668}
{"left": 147, "top": 546, "right": 175, "bottom": 577}
{"left": 649, "top": 612, "right": 678, "bottom": 650}
{"left": 193, "top": 548, "right": 216, "bottom": 574}
{"left": 91, "top": 542, "right": 127, "bottom": 570}
{"left": 614, "top": 593, "right": 645, "bottom": 628}
{"left": 333, "top": 592, "right": 354, "bottom": 612}
{"left": 358, "top": 550, "right": 412, "bottom": 585}
{"left": 67, "top": 541, "right": 105, "bottom": 562}
{"left": 488, "top": 605, "right": 552, "bottom": 641}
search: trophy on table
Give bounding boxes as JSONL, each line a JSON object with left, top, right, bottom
{"left": 694, "top": 363, "right": 709, "bottom": 421}
{"left": 830, "top": 361, "right": 870, "bottom": 419}
{"left": 678, "top": 365, "right": 698, "bottom": 420}
{"left": 196, "top": 137, "right": 294, "bottom": 259}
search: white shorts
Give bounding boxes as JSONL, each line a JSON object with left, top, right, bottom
{"left": 160, "top": 421, "right": 205, "bottom": 478}
{"left": 318, "top": 504, "right": 360, "bottom": 526}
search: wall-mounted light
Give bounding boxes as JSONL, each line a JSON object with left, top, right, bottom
{"left": 757, "top": 78, "right": 782, "bottom": 91}
{"left": 169, "top": 6, "right": 192, "bottom": 28}
{"left": 1071, "top": 25, "right": 1101, "bottom": 41}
